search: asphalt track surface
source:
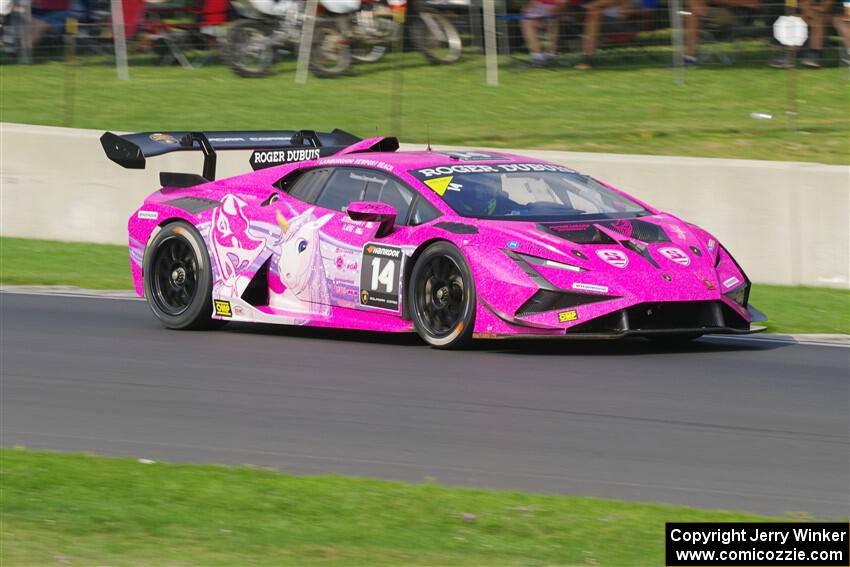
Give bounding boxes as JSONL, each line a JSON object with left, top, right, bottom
{"left": 2, "top": 292, "right": 848, "bottom": 518}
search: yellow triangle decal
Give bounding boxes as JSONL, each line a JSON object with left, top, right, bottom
{"left": 424, "top": 176, "right": 453, "bottom": 196}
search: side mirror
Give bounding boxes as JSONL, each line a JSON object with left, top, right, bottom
{"left": 346, "top": 201, "right": 397, "bottom": 237}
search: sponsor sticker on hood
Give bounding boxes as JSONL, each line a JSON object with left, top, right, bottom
{"left": 658, "top": 247, "right": 691, "bottom": 266}
{"left": 596, "top": 249, "right": 629, "bottom": 268}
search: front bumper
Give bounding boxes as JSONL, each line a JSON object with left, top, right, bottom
{"left": 477, "top": 299, "right": 767, "bottom": 339}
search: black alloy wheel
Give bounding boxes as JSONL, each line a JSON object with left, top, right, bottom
{"left": 151, "top": 235, "right": 198, "bottom": 316}
{"left": 143, "top": 221, "right": 220, "bottom": 330}
{"left": 408, "top": 242, "right": 476, "bottom": 348}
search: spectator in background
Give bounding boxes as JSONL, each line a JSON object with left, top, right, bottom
{"left": 30, "top": 0, "right": 70, "bottom": 46}
{"left": 200, "top": 0, "right": 229, "bottom": 37}
{"left": 835, "top": 1, "right": 850, "bottom": 63}
{"left": 520, "top": 0, "right": 566, "bottom": 66}
{"left": 770, "top": 0, "right": 845, "bottom": 67}
{"left": 575, "top": 0, "right": 657, "bottom": 69}
{"left": 798, "top": 0, "right": 839, "bottom": 66}
{"left": 684, "top": 0, "right": 759, "bottom": 64}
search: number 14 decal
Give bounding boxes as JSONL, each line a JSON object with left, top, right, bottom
{"left": 360, "top": 244, "right": 404, "bottom": 311}
{"left": 371, "top": 257, "right": 395, "bottom": 293}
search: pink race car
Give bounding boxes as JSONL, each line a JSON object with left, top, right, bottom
{"left": 102, "top": 128, "right": 766, "bottom": 348}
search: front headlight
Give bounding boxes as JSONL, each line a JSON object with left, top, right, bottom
{"left": 724, "top": 282, "right": 750, "bottom": 307}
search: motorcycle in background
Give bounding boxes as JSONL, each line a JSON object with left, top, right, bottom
{"left": 347, "top": 0, "right": 398, "bottom": 63}
{"left": 225, "top": 0, "right": 464, "bottom": 78}
{"left": 347, "top": 0, "right": 464, "bottom": 65}
{"left": 410, "top": 0, "right": 463, "bottom": 64}
{"left": 226, "top": 0, "right": 355, "bottom": 77}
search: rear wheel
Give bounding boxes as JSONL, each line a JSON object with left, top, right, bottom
{"left": 408, "top": 242, "right": 476, "bottom": 348}
{"left": 143, "top": 221, "right": 220, "bottom": 330}
{"left": 227, "top": 19, "right": 275, "bottom": 77}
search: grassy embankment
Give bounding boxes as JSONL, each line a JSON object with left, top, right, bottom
{"left": 0, "top": 448, "right": 785, "bottom": 566}
{"left": 1, "top": 60, "right": 848, "bottom": 164}
{"left": 1, "top": 236, "right": 847, "bottom": 333}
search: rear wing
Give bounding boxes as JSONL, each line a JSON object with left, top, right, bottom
{"left": 100, "top": 128, "right": 364, "bottom": 181}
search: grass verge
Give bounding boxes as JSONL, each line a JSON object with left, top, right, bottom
{"left": 1, "top": 236, "right": 846, "bottom": 334}
{"left": 0, "top": 237, "right": 132, "bottom": 289}
{"left": 0, "top": 448, "right": 778, "bottom": 566}
{"left": 1, "top": 59, "right": 848, "bottom": 164}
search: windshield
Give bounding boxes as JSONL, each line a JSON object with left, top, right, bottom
{"left": 409, "top": 164, "right": 647, "bottom": 221}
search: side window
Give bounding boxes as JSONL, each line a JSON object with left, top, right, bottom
{"left": 314, "top": 168, "right": 369, "bottom": 213}
{"left": 409, "top": 198, "right": 441, "bottom": 225}
{"left": 276, "top": 168, "right": 331, "bottom": 204}
{"left": 362, "top": 173, "right": 416, "bottom": 225}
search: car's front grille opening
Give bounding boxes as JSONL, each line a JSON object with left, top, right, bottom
{"left": 515, "top": 289, "right": 614, "bottom": 317}
{"left": 568, "top": 300, "right": 748, "bottom": 333}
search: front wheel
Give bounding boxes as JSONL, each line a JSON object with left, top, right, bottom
{"left": 143, "top": 221, "right": 220, "bottom": 330}
{"left": 408, "top": 242, "right": 476, "bottom": 349}
{"left": 226, "top": 19, "right": 275, "bottom": 77}
{"left": 309, "top": 23, "right": 352, "bottom": 78}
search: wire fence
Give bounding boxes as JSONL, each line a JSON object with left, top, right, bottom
{"left": 2, "top": 0, "right": 849, "bottom": 74}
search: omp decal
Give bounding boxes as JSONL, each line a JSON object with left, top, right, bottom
{"left": 149, "top": 133, "right": 178, "bottom": 144}
{"left": 558, "top": 310, "right": 578, "bottom": 323}
{"left": 707, "top": 239, "right": 717, "bottom": 252}
{"left": 137, "top": 210, "right": 158, "bottom": 220}
{"left": 424, "top": 176, "right": 454, "bottom": 196}
{"left": 723, "top": 276, "right": 740, "bottom": 288}
{"left": 572, "top": 282, "right": 609, "bottom": 293}
{"left": 214, "top": 299, "right": 232, "bottom": 317}
{"left": 596, "top": 249, "right": 629, "bottom": 268}
{"left": 360, "top": 244, "right": 403, "bottom": 311}
{"left": 658, "top": 247, "right": 691, "bottom": 266}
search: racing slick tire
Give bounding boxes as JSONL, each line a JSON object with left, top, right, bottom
{"left": 408, "top": 242, "right": 476, "bottom": 349}
{"left": 226, "top": 19, "right": 275, "bottom": 78}
{"left": 309, "top": 23, "right": 352, "bottom": 78}
{"left": 143, "top": 221, "right": 222, "bottom": 330}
